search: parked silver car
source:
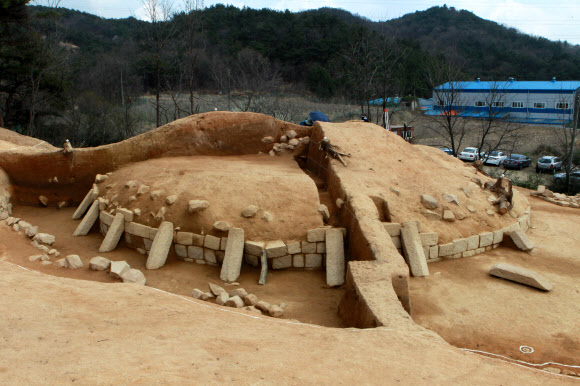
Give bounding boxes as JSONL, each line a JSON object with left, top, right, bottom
{"left": 481, "top": 151, "right": 507, "bottom": 166}
{"left": 536, "top": 156, "right": 562, "bottom": 173}
{"left": 554, "top": 171, "right": 580, "bottom": 186}
{"left": 458, "top": 147, "right": 479, "bottom": 162}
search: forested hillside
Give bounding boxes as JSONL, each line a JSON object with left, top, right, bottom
{"left": 1, "top": 1, "right": 579, "bottom": 147}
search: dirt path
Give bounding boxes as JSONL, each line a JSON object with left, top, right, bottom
{"left": 410, "top": 188, "right": 580, "bottom": 368}
{"left": 3, "top": 205, "right": 345, "bottom": 328}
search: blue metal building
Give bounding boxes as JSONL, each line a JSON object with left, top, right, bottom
{"left": 428, "top": 78, "right": 580, "bottom": 125}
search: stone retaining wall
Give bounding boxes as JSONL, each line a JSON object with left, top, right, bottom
{"left": 100, "top": 209, "right": 343, "bottom": 271}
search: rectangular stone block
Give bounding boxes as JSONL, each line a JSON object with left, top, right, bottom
{"left": 490, "top": 262, "right": 552, "bottom": 291}
{"left": 204, "top": 248, "right": 217, "bottom": 263}
{"left": 293, "top": 254, "right": 305, "bottom": 268}
{"left": 307, "top": 228, "right": 326, "bottom": 242}
{"left": 192, "top": 234, "right": 204, "bottom": 247}
{"left": 272, "top": 255, "right": 292, "bottom": 269}
{"left": 383, "top": 222, "right": 401, "bottom": 237}
{"left": 125, "top": 222, "right": 151, "bottom": 238}
{"left": 475, "top": 247, "right": 485, "bottom": 254}
{"left": 453, "top": 238, "right": 468, "bottom": 254}
{"left": 287, "top": 241, "right": 301, "bottom": 254}
{"left": 479, "top": 232, "right": 494, "bottom": 248}
{"left": 493, "top": 229, "right": 504, "bottom": 244}
{"left": 316, "top": 242, "right": 326, "bottom": 254}
{"left": 485, "top": 245, "right": 493, "bottom": 251}
{"left": 117, "top": 208, "right": 134, "bottom": 222}
{"left": 220, "top": 237, "right": 228, "bottom": 251}
{"left": 423, "top": 246, "right": 430, "bottom": 259}
{"left": 98, "top": 212, "right": 125, "bottom": 251}
{"left": 467, "top": 235, "right": 479, "bottom": 250}
{"left": 439, "top": 242, "right": 454, "bottom": 257}
{"left": 508, "top": 229, "right": 534, "bottom": 251}
{"left": 175, "top": 244, "right": 188, "bottom": 258}
{"left": 325, "top": 228, "right": 345, "bottom": 286}
{"left": 305, "top": 254, "right": 322, "bottom": 268}
{"left": 188, "top": 245, "right": 204, "bottom": 260}
{"left": 391, "top": 236, "right": 401, "bottom": 249}
{"left": 204, "top": 234, "right": 221, "bottom": 250}
{"left": 99, "top": 211, "right": 114, "bottom": 226}
{"left": 265, "top": 240, "right": 287, "bottom": 258}
{"left": 220, "top": 228, "right": 245, "bottom": 282}
{"left": 429, "top": 245, "right": 439, "bottom": 259}
{"left": 452, "top": 253, "right": 462, "bottom": 259}
{"left": 401, "top": 221, "right": 429, "bottom": 277}
{"left": 420, "top": 232, "right": 438, "bottom": 246}
{"left": 149, "top": 228, "right": 158, "bottom": 240}
{"left": 463, "top": 250, "right": 475, "bottom": 257}
{"left": 244, "top": 241, "right": 265, "bottom": 257}
{"left": 175, "top": 232, "right": 193, "bottom": 246}
{"left": 146, "top": 221, "right": 174, "bottom": 269}
{"left": 301, "top": 241, "right": 316, "bottom": 254}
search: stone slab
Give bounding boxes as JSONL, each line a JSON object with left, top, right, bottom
{"left": 244, "top": 241, "right": 265, "bottom": 257}
{"left": 307, "top": 228, "right": 326, "bottom": 242}
{"left": 507, "top": 229, "right": 534, "bottom": 251}
{"left": 146, "top": 221, "right": 174, "bottom": 269}
{"left": 73, "top": 200, "right": 100, "bottom": 236}
{"left": 204, "top": 235, "right": 221, "bottom": 250}
{"left": 99, "top": 213, "right": 125, "bottom": 252}
{"left": 420, "top": 232, "right": 438, "bottom": 246}
{"left": 383, "top": 222, "right": 401, "bottom": 237}
{"left": 72, "top": 185, "right": 99, "bottom": 220}
{"left": 265, "top": 240, "right": 287, "bottom": 258}
{"left": 325, "top": 228, "right": 346, "bottom": 286}
{"left": 467, "top": 235, "right": 480, "bottom": 250}
{"left": 125, "top": 222, "right": 151, "bottom": 239}
{"left": 220, "top": 228, "right": 245, "bottom": 282}
{"left": 489, "top": 262, "right": 551, "bottom": 291}
{"left": 479, "top": 232, "right": 494, "bottom": 248}
{"left": 272, "top": 255, "right": 292, "bottom": 269}
{"left": 401, "top": 221, "right": 429, "bottom": 277}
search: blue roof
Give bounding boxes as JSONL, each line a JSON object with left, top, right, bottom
{"left": 436, "top": 80, "right": 580, "bottom": 92}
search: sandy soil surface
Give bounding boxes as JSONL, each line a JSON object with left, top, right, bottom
{"left": 410, "top": 188, "right": 580, "bottom": 369}
{"left": 3, "top": 205, "right": 345, "bottom": 328}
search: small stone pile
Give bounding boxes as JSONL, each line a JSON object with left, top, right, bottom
{"left": 530, "top": 185, "right": 580, "bottom": 208}
{"left": 191, "top": 283, "right": 285, "bottom": 318}
{"left": 4, "top": 216, "right": 61, "bottom": 259}
{"left": 263, "top": 131, "right": 310, "bottom": 156}
{"left": 89, "top": 256, "right": 146, "bottom": 285}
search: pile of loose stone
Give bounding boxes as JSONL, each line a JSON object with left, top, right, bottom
{"left": 261, "top": 130, "right": 310, "bottom": 156}
{"left": 89, "top": 257, "right": 146, "bottom": 285}
{"left": 530, "top": 185, "right": 580, "bottom": 208}
{"left": 4, "top": 216, "right": 61, "bottom": 261}
{"left": 192, "top": 283, "right": 285, "bottom": 317}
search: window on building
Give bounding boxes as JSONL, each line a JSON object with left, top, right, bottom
{"left": 556, "top": 102, "right": 569, "bottom": 109}
{"left": 512, "top": 101, "right": 524, "bottom": 108}
{"left": 534, "top": 102, "right": 546, "bottom": 109}
{"left": 475, "top": 101, "right": 485, "bottom": 107}
{"left": 493, "top": 101, "right": 504, "bottom": 107}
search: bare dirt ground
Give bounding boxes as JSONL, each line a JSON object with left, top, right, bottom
{"left": 2, "top": 205, "right": 345, "bottom": 328}
{"left": 410, "top": 187, "right": 580, "bottom": 369}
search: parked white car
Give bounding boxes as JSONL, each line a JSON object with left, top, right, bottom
{"left": 481, "top": 150, "right": 507, "bottom": 166}
{"left": 458, "top": 147, "right": 479, "bottom": 162}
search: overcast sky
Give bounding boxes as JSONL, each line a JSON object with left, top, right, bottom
{"left": 36, "top": 0, "right": 580, "bottom": 45}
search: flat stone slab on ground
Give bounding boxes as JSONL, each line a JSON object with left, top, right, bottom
{"left": 489, "top": 262, "right": 552, "bottom": 291}
{"left": 89, "top": 256, "right": 111, "bottom": 271}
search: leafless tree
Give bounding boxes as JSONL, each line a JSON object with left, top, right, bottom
{"left": 554, "top": 93, "right": 580, "bottom": 189}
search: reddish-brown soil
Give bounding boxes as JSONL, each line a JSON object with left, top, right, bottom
{"left": 411, "top": 188, "right": 580, "bottom": 368}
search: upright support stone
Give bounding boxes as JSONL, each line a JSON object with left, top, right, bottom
{"left": 220, "top": 228, "right": 245, "bottom": 282}
{"left": 72, "top": 184, "right": 99, "bottom": 220}
{"left": 146, "top": 221, "right": 174, "bottom": 269}
{"left": 73, "top": 200, "right": 100, "bottom": 236}
{"left": 400, "top": 221, "right": 429, "bottom": 277}
{"left": 259, "top": 250, "right": 268, "bottom": 285}
{"left": 99, "top": 213, "right": 125, "bottom": 252}
{"left": 326, "top": 228, "right": 345, "bottom": 287}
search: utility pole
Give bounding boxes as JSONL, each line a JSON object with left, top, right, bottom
{"left": 567, "top": 94, "right": 580, "bottom": 188}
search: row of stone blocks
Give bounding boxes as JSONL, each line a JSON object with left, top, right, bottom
{"left": 100, "top": 209, "right": 340, "bottom": 270}
{"left": 384, "top": 211, "right": 531, "bottom": 264}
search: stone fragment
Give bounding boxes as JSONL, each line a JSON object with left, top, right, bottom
{"left": 154, "top": 207, "right": 166, "bottom": 221}
{"left": 255, "top": 301, "right": 271, "bottom": 313}
{"left": 285, "top": 130, "right": 297, "bottom": 139}
{"left": 486, "top": 209, "right": 495, "bottom": 216}
{"left": 383, "top": 223, "right": 401, "bottom": 237}
{"left": 420, "top": 232, "right": 438, "bottom": 246}
{"left": 244, "top": 241, "right": 264, "bottom": 256}
{"left": 122, "top": 269, "right": 146, "bottom": 285}
{"left": 489, "top": 263, "right": 552, "bottom": 291}
{"left": 305, "top": 254, "right": 322, "bottom": 268}
{"left": 243, "top": 293, "right": 258, "bottom": 306}
{"left": 443, "top": 193, "right": 460, "bottom": 206}
{"left": 99, "top": 213, "right": 125, "bottom": 252}
{"left": 164, "top": 195, "right": 177, "bottom": 206}
{"left": 188, "top": 200, "right": 209, "bottom": 213}
{"left": 241, "top": 205, "right": 259, "bottom": 218}
{"left": 191, "top": 289, "right": 204, "bottom": 299}
{"left": 125, "top": 181, "right": 137, "bottom": 189}
{"left": 213, "top": 221, "right": 231, "bottom": 232}
{"left": 225, "top": 295, "right": 244, "bottom": 308}
{"left": 536, "top": 185, "right": 546, "bottom": 194}
{"left": 272, "top": 255, "right": 292, "bottom": 269}
{"left": 493, "top": 230, "right": 504, "bottom": 244}
{"left": 204, "top": 235, "right": 220, "bottom": 250}
{"left": 41, "top": 261, "right": 52, "bottom": 266}
{"left": 269, "top": 305, "right": 284, "bottom": 317}
{"left": 461, "top": 187, "right": 472, "bottom": 198}
{"left": 507, "top": 229, "right": 534, "bottom": 251}
{"left": 422, "top": 210, "right": 442, "bottom": 221}
{"left": 146, "top": 221, "right": 174, "bottom": 269}
{"left": 12, "top": 223, "right": 19, "bottom": 232}
{"left": 336, "top": 198, "right": 344, "bottom": 208}
{"left": 200, "top": 292, "right": 215, "bottom": 301}
{"left": 73, "top": 200, "right": 100, "bottom": 236}
{"left": 38, "top": 196, "right": 48, "bottom": 206}
{"left": 429, "top": 246, "right": 439, "bottom": 259}
{"left": 215, "top": 292, "right": 229, "bottom": 306}
{"left": 443, "top": 210, "right": 456, "bottom": 222}
{"left": 261, "top": 211, "right": 274, "bottom": 222}
{"left": 29, "top": 255, "right": 43, "bottom": 262}
{"left": 229, "top": 288, "right": 248, "bottom": 298}
{"left": 479, "top": 232, "right": 494, "bottom": 247}
{"left": 467, "top": 205, "right": 476, "bottom": 213}
{"left": 220, "top": 228, "right": 245, "bottom": 282}
{"left": 420, "top": 194, "right": 438, "bottom": 209}
{"left": 66, "top": 255, "right": 83, "bottom": 269}
{"left": 89, "top": 256, "right": 111, "bottom": 271}
{"left": 265, "top": 240, "right": 287, "bottom": 258}
{"left": 95, "top": 174, "right": 108, "bottom": 183}
{"left": 54, "top": 258, "right": 67, "bottom": 268}
{"left": 136, "top": 185, "right": 150, "bottom": 196}
{"left": 286, "top": 241, "right": 301, "bottom": 254}
{"left": 467, "top": 235, "right": 480, "bottom": 250}
{"left": 117, "top": 208, "right": 134, "bottom": 222}
{"left": 261, "top": 136, "right": 274, "bottom": 143}
{"left": 318, "top": 204, "right": 330, "bottom": 222}
{"left": 110, "top": 260, "right": 131, "bottom": 279}
{"left": 26, "top": 226, "right": 38, "bottom": 238}
{"left": 453, "top": 238, "right": 468, "bottom": 254}
{"left": 208, "top": 283, "right": 226, "bottom": 296}
{"left": 18, "top": 221, "right": 31, "bottom": 230}
{"left": 72, "top": 185, "right": 99, "bottom": 220}
{"left": 33, "top": 233, "right": 55, "bottom": 245}
{"left": 307, "top": 228, "right": 326, "bottom": 242}
{"left": 325, "top": 228, "right": 346, "bottom": 286}
{"left": 401, "top": 222, "right": 429, "bottom": 277}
